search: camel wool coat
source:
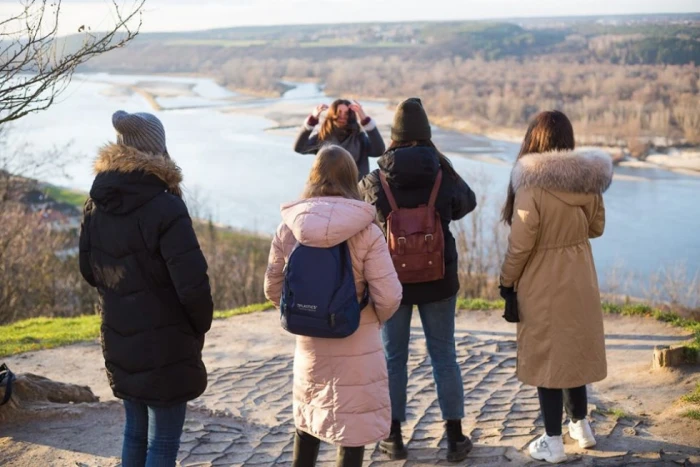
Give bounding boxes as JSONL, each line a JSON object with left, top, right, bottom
{"left": 264, "top": 197, "right": 402, "bottom": 447}
{"left": 500, "top": 149, "right": 613, "bottom": 389}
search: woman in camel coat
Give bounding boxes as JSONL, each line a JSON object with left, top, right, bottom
{"left": 500, "top": 110, "right": 612, "bottom": 464}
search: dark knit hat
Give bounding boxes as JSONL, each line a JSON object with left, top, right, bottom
{"left": 112, "top": 110, "right": 168, "bottom": 155}
{"left": 391, "top": 97, "right": 431, "bottom": 142}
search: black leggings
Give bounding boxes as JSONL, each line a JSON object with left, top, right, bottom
{"left": 294, "top": 430, "right": 365, "bottom": 467}
{"left": 537, "top": 386, "right": 588, "bottom": 436}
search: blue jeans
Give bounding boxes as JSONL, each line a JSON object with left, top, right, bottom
{"left": 122, "top": 400, "right": 187, "bottom": 467}
{"left": 382, "top": 295, "right": 465, "bottom": 421}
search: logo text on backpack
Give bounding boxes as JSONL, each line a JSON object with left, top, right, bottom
{"left": 297, "top": 304, "right": 318, "bottom": 312}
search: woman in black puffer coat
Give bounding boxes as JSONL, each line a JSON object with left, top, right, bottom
{"left": 359, "top": 98, "right": 477, "bottom": 464}
{"left": 79, "top": 110, "right": 213, "bottom": 467}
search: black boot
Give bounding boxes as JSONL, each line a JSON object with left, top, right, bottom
{"left": 337, "top": 446, "right": 365, "bottom": 467}
{"left": 293, "top": 430, "right": 320, "bottom": 467}
{"left": 378, "top": 420, "right": 408, "bottom": 460}
{"left": 445, "top": 419, "right": 473, "bottom": 462}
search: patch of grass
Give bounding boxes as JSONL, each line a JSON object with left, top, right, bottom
{"left": 165, "top": 39, "right": 269, "bottom": 47}
{"left": 0, "top": 302, "right": 273, "bottom": 358}
{"left": 0, "top": 315, "right": 101, "bottom": 358}
{"left": 682, "top": 409, "right": 700, "bottom": 421}
{"left": 594, "top": 407, "right": 632, "bottom": 420}
{"left": 213, "top": 302, "right": 273, "bottom": 319}
{"left": 457, "top": 298, "right": 504, "bottom": 311}
{"left": 603, "top": 302, "right": 700, "bottom": 363}
{"left": 43, "top": 185, "right": 88, "bottom": 207}
{"left": 607, "top": 408, "right": 631, "bottom": 419}
{"left": 681, "top": 383, "right": 700, "bottom": 404}
{"left": 297, "top": 40, "right": 409, "bottom": 49}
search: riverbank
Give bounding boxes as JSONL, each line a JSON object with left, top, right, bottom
{"left": 92, "top": 73, "right": 700, "bottom": 176}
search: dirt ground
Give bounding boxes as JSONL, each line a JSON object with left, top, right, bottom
{"left": 1, "top": 309, "right": 698, "bottom": 466}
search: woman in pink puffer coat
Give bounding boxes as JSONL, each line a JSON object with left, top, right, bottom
{"left": 265, "top": 145, "right": 402, "bottom": 467}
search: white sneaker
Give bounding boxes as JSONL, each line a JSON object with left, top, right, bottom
{"left": 568, "top": 419, "right": 597, "bottom": 449}
{"left": 529, "top": 434, "right": 567, "bottom": 464}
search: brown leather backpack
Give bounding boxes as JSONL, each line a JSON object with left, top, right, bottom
{"left": 379, "top": 170, "right": 445, "bottom": 284}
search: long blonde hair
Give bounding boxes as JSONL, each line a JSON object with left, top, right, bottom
{"left": 303, "top": 145, "right": 361, "bottom": 200}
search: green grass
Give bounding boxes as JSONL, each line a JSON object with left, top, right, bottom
{"left": 602, "top": 302, "right": 700, "bottom": 362}
{"left": 298, "top": 40, "right": 409, "bottom": 49}
{"left": 43, "top": 185, "right": 88, "bottom": 207}
{"left": 165, "top": 39, "right": 269, "bottom": 47}
{"left": 457, "top": 298, "right": 504, "bottom": 311}
{"left": 214, "top": 302, "right": 273, "bottom": 319}
{"left": 0, "top": 315, "right": 101, "bottom": 358}
{"left": 682, "top": 409, "right": 700, "bottom": 421}
{"left": 0, "top": 303, "right": 274, "bottom": 358}
{"left": 606, "top": 408, "right": 631, "bottom": 419}
{"left": 681, "top": 384, "right": 700, "bottom": 405}
{"left": 593, "top": 407, "right": 632, "bottom": 420}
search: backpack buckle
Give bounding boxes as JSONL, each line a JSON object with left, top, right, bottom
{"left": 397, "top": 237, "right": 406, "bottom": 255}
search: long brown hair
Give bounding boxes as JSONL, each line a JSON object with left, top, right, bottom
{"left": 318, "top": 99, "right": 358, "bottom": 141}
{"left": 388, "top": 139, "right": 459, "bottom": 179}
{"left": 501, "top": 110, "right": 575, "bottom": 225}
{"left": 303, "top": 145, "right": 361, "bottom": 200}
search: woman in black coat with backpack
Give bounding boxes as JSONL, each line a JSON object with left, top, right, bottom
{"left": 359, "top": 98, "right": 477, "bottom": 463}
{"left": 79, "top": 111, "right": 213, "bottom": 467}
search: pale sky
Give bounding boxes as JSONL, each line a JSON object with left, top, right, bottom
{"left": 0, "top": 0, "right": 697, "bottom": 36}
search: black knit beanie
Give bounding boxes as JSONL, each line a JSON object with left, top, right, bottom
{"left": 391, "top": 97, "right": 431, "bottom": 142}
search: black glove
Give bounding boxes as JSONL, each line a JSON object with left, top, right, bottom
{"left": 499, "top": 285, "right": 520, "bottom": 323}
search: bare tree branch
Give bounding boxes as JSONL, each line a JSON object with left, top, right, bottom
{"left": 0, "top": 0, "right": 146, "bottom": 125}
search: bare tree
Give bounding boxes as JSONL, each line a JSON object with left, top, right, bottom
{"left": 0, "top": 0, "right": 145, "bottom": 125}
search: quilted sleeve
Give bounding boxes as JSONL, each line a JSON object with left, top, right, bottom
{"left": 264, "top": 223, "right": 288, "bottom": 308}
{"left": 159, "top": 197, "right": 214, "bottom": 335}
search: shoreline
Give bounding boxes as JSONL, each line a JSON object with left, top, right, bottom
{"left": 89, "top": 72, "right": 700, "bottom": 177}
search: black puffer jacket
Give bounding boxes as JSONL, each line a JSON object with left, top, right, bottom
{"left": 79, "top": 143, "right": 213, "bottom": 407}
{"left": 359, "top": 145, "right": 477, "bottom": 305}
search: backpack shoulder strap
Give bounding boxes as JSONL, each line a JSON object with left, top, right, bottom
{"left": 378, "top": 171, "right": 400, "bottom": 212}
{"left": 0, "top": 363, "right": 15, "bottom": 406}
{"left": 339, "top": 242, "right": 370, "bottom": 310}
{"left": 428, "top": 169, "right": 443, "bottom": 209}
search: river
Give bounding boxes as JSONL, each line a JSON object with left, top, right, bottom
{"left": 5, "top": 73, "right": 699, "bottom": 294}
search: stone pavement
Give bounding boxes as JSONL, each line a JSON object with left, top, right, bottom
{"left": 177, "top": 327, "right": 700, "bottom": 466}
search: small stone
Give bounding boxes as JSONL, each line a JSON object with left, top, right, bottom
{"left": 623, "top": 427, "right": 637, "bottom": 436}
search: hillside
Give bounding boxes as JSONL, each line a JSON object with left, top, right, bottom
{"left": 0, "top": 178, "right": 270, "bottom": 326}
{"left": 82, "top": 14, "right": 700, "bottom": 147}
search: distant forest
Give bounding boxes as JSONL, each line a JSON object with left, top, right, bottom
{"left": 85, "top": 14, "right": 700, "bottom": 145}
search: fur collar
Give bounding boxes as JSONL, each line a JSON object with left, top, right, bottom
{"left": 94, "top": 143, "right": 183, "bottom": 197}
{"left": 511, "top": 149, "right": 613, "bottom": 194}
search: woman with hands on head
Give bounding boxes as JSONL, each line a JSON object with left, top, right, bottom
{"left": 293, "top": 98, "right": 385, "bottom": 177}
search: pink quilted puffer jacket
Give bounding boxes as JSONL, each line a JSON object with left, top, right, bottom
{"left": 264, "top": 196, "right": 402, "bottom": 447}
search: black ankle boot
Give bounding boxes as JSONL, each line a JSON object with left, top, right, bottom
{"left": 293, "top": 430, "right": 320, "bottom": 467}
{"left": 337, "top": 446, "right": 365, "bottom": 467}
{"left": 378, "top": 420, "right": 408, "bottom": 460}
{"left": 445, "top": 419, "right": 473, "bottom": 462}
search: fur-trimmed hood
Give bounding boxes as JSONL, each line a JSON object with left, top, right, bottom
{"left": 94, "top": 143, "right": 182, "bottom": 197}
{"left": 90, "top": 143, "right": 183, "bottom": 215}
{"left": 511, "top": 148, "right": 613, "bottom": 195}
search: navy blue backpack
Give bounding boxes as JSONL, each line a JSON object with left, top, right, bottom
{"left": 281, "top": 241, "right": 369, "bottom": 338}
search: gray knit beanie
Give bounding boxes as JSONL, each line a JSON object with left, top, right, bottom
{"left": 112, "top": 110, "right": 168, "bottom": 156}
